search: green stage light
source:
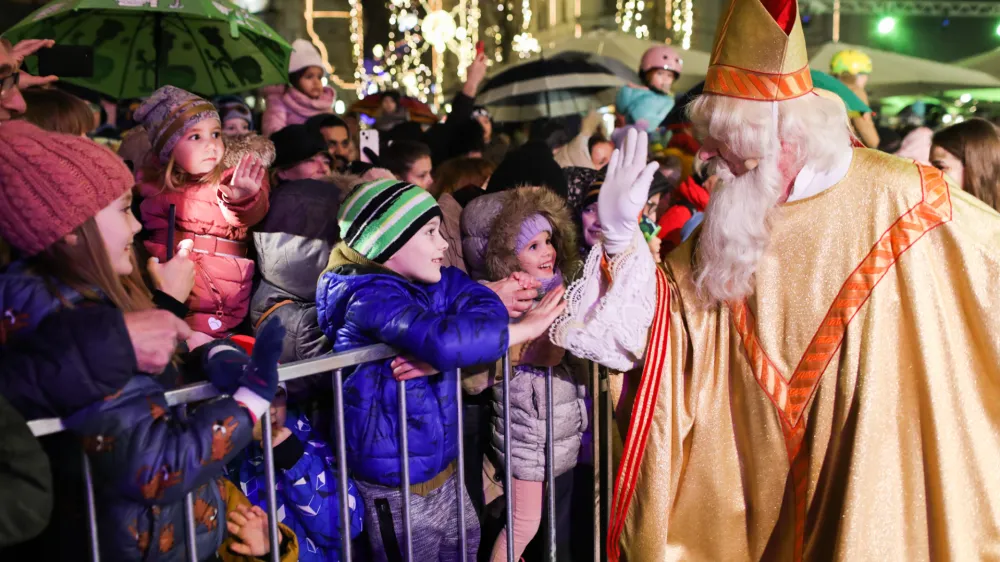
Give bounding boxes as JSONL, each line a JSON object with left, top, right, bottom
{"left": 995, "top": 22, "right": 1000, "bottom": 37}
{"left": 877, "top": 16, "right": 896, "bottom": 35}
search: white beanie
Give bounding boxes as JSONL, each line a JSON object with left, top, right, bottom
{"left": 289, "top": 39, "right": 325, "bottom": 74}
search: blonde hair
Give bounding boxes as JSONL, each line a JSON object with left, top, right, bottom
{"left": 29, "top": 218, "right": 154, "bottom": 313}
{"left": 146, "top": 151, "right": 225, "bottom": 192}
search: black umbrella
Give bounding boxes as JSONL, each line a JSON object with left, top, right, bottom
{"left": 663, "top": 70, "right": 872, "bottom": 128}
{"left": 478, "top": 57, "right": 626, "bottom": 121}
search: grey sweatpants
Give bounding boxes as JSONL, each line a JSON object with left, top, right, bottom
{"left": 357, "top": 473, "right": 480, "bottom": 562}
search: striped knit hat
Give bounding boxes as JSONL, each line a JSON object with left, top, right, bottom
{"left": 339, "top": 179, "right": 442, "bottom": 263}
{"left": 134, "top": 86, "right": 220, "bottom": 165}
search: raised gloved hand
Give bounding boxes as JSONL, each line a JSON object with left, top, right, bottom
{"left": 598, "top": 129, "right": 660, "bottom": 255}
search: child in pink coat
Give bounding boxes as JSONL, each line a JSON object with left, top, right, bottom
{"left": 261, "top": 39, "right": 336, "bottom": 136}
{"left": 135, "top": 86, "right": 270, "bottom": 337}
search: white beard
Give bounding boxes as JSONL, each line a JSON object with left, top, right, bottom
{"left": 693, "top": 153, "right": 784, "bottom": 304}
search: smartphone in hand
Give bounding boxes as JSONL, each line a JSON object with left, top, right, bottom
{"left": 36, "top": 45, "right": 94, "bottom": 78}
{"left": 359, "top": 129, "right": 379, "bottom": 164}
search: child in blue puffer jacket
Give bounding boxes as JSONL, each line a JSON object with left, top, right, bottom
{"left": 226, "top": 383, "right": 364, "bottom": 562}
{"left": 316, "top": 179, "right": 566, "bottom": 562}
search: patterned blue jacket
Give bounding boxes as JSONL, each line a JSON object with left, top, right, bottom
{"left": 316, "top": 264, "right": 509, "bottom": 487}
{"left": 0, "top": 265, "right": 255, "bottom": 561}
{"left": 227, "top": 410, "right": 363, "bottom": 562}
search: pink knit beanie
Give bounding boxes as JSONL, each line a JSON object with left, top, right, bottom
{"left": 0, "top": 121, "right": 135, "bottom": 256}
{"left": 134, "top": 85, "right": 220, "bottom": 165}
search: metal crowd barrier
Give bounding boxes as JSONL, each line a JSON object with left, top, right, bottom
{"left": 27, "top": 344, "right": 616, "bottom": 562}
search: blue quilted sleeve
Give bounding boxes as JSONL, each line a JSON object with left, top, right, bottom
{"left": 346, "top": 274, "right": 509, "bottom": 371}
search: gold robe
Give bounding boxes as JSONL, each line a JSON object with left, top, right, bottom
{"left": 590, "top": 149, "right": 1000, "bottom": 561}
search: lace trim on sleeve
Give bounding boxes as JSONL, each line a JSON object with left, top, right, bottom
{"left": 550, "top": 231, "right": 656, "bottom": 371}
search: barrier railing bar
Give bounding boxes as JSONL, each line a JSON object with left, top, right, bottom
{"left": 502, "top": 352, "right": 515, "bottom": 562}
{"left": 590, "top": 362, "right": 601, "bottom": 561}
{"left": 177, "top": 404, "right": 199, "bottom": 562}
{"left": 544, "top": 367, "right": 557, "bottom": 561}
{"left": 29, "top": 345, "right": 398, "bottom": 437}
{"left": 183, "top": 492, "right": 198, "bottom": 562}
{"left": 398, "top": 379, "right": 413, "bottom": 562}
{"left": 29, "top": 344, "right": 620, "bottom": 562}
{"left": 261, "top": 408, "right": 282, "bottom": 562}
{"left": 82, "top": 452, "right": 100, "bottom": 562}
{"left": 332, "top": 368, "right": 353, "bottom": 562}
{"left": 600, "top": 366, "right": 612, "bottom": 558}
{"left": 455, "top": 368, "right": 468, "bottom": 562}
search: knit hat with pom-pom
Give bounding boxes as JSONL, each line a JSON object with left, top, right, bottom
{"left": 134, "top": 85, "right": 219, "bottom": 165}
{"left": 0, "top": 121, "right": 134, "bottom": 256}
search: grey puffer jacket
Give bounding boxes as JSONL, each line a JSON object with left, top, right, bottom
{"left": 250, "top": 175, "right": 357, "bottom": 404}
{"left": 490, "top": 365, "right": 587, "bottom": 480}
{"left": 461, "top": 186, "right": 588, "bottom": 480}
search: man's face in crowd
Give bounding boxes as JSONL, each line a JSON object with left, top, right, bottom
{"left": 320, "top": 125, "right": 354, "bottom": 170}
{"left": 0, "top": 41, "right": 26, "bottom": 121}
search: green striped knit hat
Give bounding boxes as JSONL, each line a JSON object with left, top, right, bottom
{"left": 339, "top": 179, "right": 442, "bottom": 263}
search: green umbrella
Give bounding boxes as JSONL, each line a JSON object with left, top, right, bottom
{"left": 2, "top": 0, "right": 292, "bottom": 100}
{"left": 810, "top": 70, "right": 871, "bottom": 114}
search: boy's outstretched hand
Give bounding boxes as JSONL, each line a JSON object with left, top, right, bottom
{"left": 508, "top": 286, "right": 567, "bottom": 347}
{"left": 227, "top": 504, "right": 279, "bottom": 557}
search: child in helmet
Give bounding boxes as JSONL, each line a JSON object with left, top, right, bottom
{"left": 830, "top": 49, "right": 879, "bottom": 148}
{"left": 616, "top": 45, "right": 682, "bottom": 136}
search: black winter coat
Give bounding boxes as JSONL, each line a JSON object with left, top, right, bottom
{"left": 0, "top": 393, "right": 51, "bottom": 548}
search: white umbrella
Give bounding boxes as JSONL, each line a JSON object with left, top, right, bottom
{"left": 809, "top": 42, "right": 1000, "bottom": 98}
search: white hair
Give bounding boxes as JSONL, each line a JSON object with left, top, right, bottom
{"left": 687, "top": 93, "right": 852, "bottom": 304}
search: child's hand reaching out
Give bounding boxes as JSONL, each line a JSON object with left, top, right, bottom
{"left": 508, "top": 286, "right": 566, "bottom": 346}
{"left": 485, "top": 272, "right": 541, "bottom": 318}
{"left": 227, "top": 504, "right": 279, "bottom": 557}
{"left": 222, "top": 154, "right": 266, "bottom": 201}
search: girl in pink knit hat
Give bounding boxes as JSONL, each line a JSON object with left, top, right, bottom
{"left": 260, "top": 39, "right": 336, "bottom": 136}
{"left": 0, "top": 121, "right": 296, "bottom": 561}
{"left": 135, "top": 85, "right": 273, "bottom": 338}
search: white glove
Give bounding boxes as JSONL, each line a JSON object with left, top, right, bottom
{"left": 598, "top": 129, "right": 659, "bottom": 254}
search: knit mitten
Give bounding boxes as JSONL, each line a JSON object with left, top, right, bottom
{"left": 203, "top": 342, "right": 249, "bottom": 395}
{"left": 240, "top": 319, "right": 284, "bottom": 403}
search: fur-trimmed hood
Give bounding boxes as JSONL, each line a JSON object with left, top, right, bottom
{"left": 478, "top": 187, "right": 580, "bottom": 282}
{"left": 221, "top": 133, "right": 276, "bottom": 169}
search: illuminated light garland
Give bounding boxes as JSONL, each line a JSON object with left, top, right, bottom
{"left": 349, "top": 0, "right": 364, "bottom": 95}
{"left": 362, "top": 0, "right": 491, "bottom": 108}
{"left": 618, "top": 0, "right": 650, "bottom": 38}
{"left": 511, "top": 0, "right": 540, "bottom": 58}
{"left": 304, "top": 0, "right": 359, "bottom": 89}
{"left": 681, "top": 0, "right": 693, "bottom": 49}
